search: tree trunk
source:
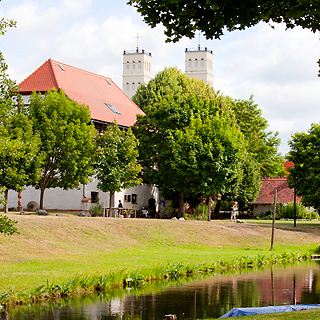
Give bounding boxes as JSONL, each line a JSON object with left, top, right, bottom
{"left": 177, "top": 191, "right": 184, "bottom": 218}
{"left": 109, "top": 191, "right": 114, "bottom": 217}
{"left": 207, "top": 194, "right": 212, "bottom": 222}
{"left": 4, "top": 189, "right": 8, "bottom": 213}
{"left": 39, "top": 187, "right": 45, "bottom": 209}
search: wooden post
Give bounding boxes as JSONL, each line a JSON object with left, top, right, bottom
{"left": 207, "top": 195, "right": 212, "bottom": 222}
{"left": 294, "top": 187, "right": 297, "bottom": 227}
{"left": 271, "top": 188, "right": 277, "bottom": 251}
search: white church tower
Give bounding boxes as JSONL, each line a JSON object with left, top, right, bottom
{"left": 185, "top": 46, "right": 213, "bottom": 87}
{"left": 122, "top": 48, "right": 152, "bottom": 99}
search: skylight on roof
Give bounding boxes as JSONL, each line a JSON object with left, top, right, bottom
{"left": 105, "top": 103, "right": 120, "bottom": 115}
{"left": 106, "top": 79, "right": 112, "bottom": 85}
{"left": 59, "top": 64, "right": 65, "bottom": 71}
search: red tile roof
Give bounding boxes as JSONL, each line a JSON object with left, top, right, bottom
{"left": 253, "top": 177, "right": 301, "bottom": 204}
{"left": 18, "top": 59, "right": 144, "bottom": 128}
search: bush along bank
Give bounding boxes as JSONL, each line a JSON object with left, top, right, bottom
{"left": 0, "top": 251, "right": 312, "bottom": 308}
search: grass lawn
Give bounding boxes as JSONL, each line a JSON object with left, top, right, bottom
{"left": 0, "top": 212, "right": 320, "bottom": 308}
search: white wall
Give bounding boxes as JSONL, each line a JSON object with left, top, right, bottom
{"left": 6, "top": 179, "right": 160, "bottom": 212}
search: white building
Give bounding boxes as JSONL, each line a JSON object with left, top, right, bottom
{"left": 122, "top": 48, "right": 152, "bottom": 99}
{"left": 8, "top": 59, "right": 159, "bottom": 213}
{"left": 185, "top": 46, "right": 214, "bottom": 87}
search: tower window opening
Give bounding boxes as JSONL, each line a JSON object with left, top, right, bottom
{"left": 132, "top": 61, "right": 135, "bottom": 69}
{"left": 189, "top": 59, "right": 192, "bottom": 68}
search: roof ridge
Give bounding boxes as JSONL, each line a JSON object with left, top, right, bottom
{"left": 48, "top": 59, "right": 60, "bottom": 89}
{"left": 18, "top": 58, "right": 59, "bottom": 92}
{"left": 50, "top": 59, "right": 113, "bottom": 82}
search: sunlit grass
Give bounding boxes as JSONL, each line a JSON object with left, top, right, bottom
{"left": 1, "top": 213, "right": 320, "bottom": 305}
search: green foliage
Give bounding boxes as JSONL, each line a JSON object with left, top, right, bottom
{"left": 0, "top": 99, "right": 41, "bottom": 194}
{"left": 287, "top": 123, "right": 320, "bottom": 208}
{"left": 93, "top": 122, "right": 142, "bottom": 194}
{"left": 28, "top": 89, "right": 95, "bottom": 208}
{"left": 229, "top": 96, "right": 286, "bottom": 178}
{"left": 133, "top": 68, "right": 245, "bottom": 216}
{"left": 185, "top": 203, "right": 210, "bottom": 220}
{"left": 132, "top": 67, "right": 215, "bottom": 110}
{"left": 0, "top": 214, "right": 19, "bottom": 236}
{"left": 256, "top": 202, "right": 318, "bottom": 220}
{"left": 167, "top": 100, "right": 245, "bottom": 198}
{"left": 279, "top": 202, "right": 318, "bottom": 220}
{"left": 89, "top": 203, "right": 104, "bottom": 217}
{"left": 128, "top": 0, "right": 320, "bottom": 42}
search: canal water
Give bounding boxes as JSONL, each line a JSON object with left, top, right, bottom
{"left": 6, "top": 261, "right": 320, "bottom": 319}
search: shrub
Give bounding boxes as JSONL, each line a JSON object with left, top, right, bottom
{"left": 89, "top": 203, "right": 104, "bottom": 217}
{"left": 254, "top": 202, "right": 319, "bottom": 220}
{"left": 279, "top": 202, "right": 319, "bottom": 220}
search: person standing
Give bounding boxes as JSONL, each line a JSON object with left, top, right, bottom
{"left": 231, "top": 201, "right": 238, "bottom": 222}
{"left": 118, "top": 199, "right": 123, "bottom": 216}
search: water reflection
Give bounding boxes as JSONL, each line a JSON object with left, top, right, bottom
{"left": 7, "top": 261, "right": 320, "bottom": 320}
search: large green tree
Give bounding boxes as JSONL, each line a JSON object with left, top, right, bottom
{"left": 287, "top": 123, "right": 320, "bottom": 209}
{"left": 0, "top": 99, "right": 40, "bottom": 212}
{"left": 0, "top": 9, "right": 40, "bottom": 212}
{"left": 133, "top": 69, "right": 245, "bottom": 217}
{"left": 93, "top": 123, "right": 142, "bottom": 215}
{"left": 167, "top": 100, "right": 245, "bottom": 217}
{"left": 128, "top": 0, "right": 320, "bottom": 42}
{"left": 28, "top": 89, "right": 95, "bottom": 209}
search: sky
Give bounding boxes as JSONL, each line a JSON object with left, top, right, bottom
{"left": 0, "top": 0, "right": 319, "bottom": 156}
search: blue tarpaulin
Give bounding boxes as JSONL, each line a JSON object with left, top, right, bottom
{"left": 219, "top": 304, "right": 320, "bottom": 318}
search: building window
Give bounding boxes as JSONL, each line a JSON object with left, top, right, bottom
{"left": 126, "top": 83, "right": 129, "bottom": 91}
{"left": 132, "top": 83, "right": 135, "bottom": 91}
{"left": 127, "top": 61, "right": 129, "bottom": 69}
{"left": 189, "top": 59, "right": 192, "bottom": 68}
{"left": 138, "top": 82, "right": 141, "bottom": 87}
{"left": 138, "top": 61, "right": 141, "bottom": 69}
{"left": 132, "top": 61, "right": 135, "bottom": 69}
{"left": 91, "top": 191, "right": 99, "bottom": 203}
{"left": 195, "top": 59, "right": 198, "bottom": 67}
{"left": 201, "top": 58, "right": 204, "bottom": 67}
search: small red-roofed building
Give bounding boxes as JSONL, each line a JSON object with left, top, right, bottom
{"left": 252, "top": 162, "right": 301, "bottom": 214}
{"left": 8, "top": 59, "right": 159, "bottom": 213}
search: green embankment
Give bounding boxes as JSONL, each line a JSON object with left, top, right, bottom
{"left": 0, "top": 212, "right": 320, "bottom": 304}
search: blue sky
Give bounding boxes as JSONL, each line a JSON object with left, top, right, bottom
{"left": 1, "top": 0, "right": 319, "bottom": 156}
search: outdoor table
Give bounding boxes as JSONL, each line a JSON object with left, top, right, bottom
{"left": 103, "top": 207, "right": 136, "bottom": 218}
